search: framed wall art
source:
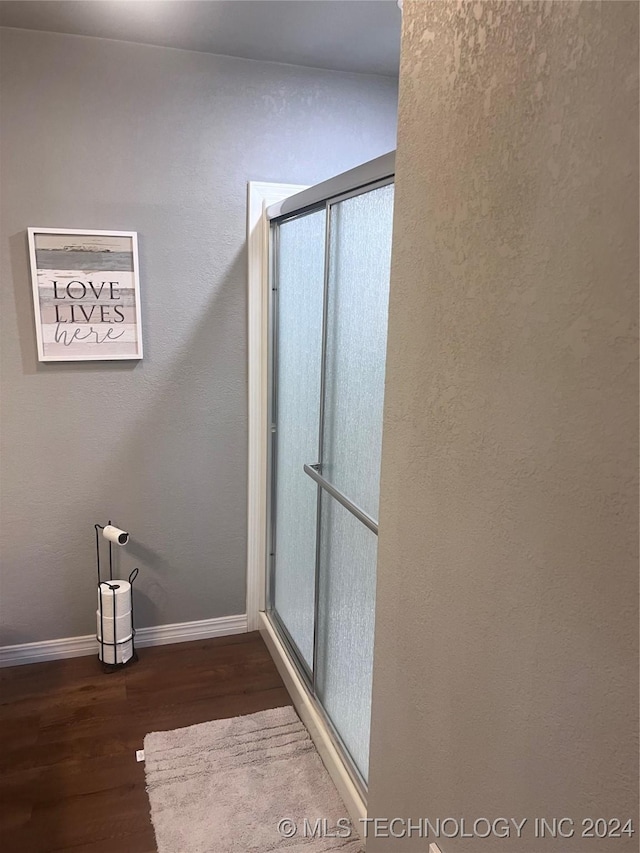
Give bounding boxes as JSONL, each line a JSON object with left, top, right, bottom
{"left": 27, "top": 228, "right": 143, "bottom": 361}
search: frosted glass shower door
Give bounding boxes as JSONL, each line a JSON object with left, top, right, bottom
{"left": 268, "top": 166, "right": 394, "bottom": 790}
{"left": 315, "top": 183, "right": 394, "bottom": 782}
{"left": 271, "top": 209, "right": 325, "bottom": 670}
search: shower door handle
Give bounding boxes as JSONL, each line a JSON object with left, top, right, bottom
{"left": 303, "top": 464, "right": 378, "bottom": 535}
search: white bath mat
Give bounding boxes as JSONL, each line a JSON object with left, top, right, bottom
{"left": 144, "top": 706, "right": 363, "bottom": 852}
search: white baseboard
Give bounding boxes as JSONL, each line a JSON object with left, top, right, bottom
{"left": 258, "top": 611, "right": 367, "bottom": 836}
{"left": 0, "top": 614, "right": 248, "bottom": 668}
{"left": 0, "top": 633, "right": 98, "bottom": 667}
{"left": 136, "top": 614, "right": 247, "bottom": 647}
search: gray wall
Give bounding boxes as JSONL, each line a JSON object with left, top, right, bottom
{"left": 368, "top": 1, "right": 638, "bottom": 850}
{"left": 0, "top": 27, "right": 397, "bottom": 644}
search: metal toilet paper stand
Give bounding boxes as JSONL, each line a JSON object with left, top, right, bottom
{"left": 95, "top": 520, "right": 139, "bottom": 671}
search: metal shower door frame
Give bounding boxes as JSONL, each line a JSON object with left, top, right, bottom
{"left": 265, "top": 152, "right": 395, "bottom": 796}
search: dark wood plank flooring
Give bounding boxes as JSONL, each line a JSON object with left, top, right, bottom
{"left": 0, "top": 632, "right": 291, "bottom": 852}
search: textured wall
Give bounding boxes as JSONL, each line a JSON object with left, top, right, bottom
{"left": 368, "top": 2, "right": 638, "bottom": 850}
{"left": 0, "top": 27, "right": 397, "bottom": 644}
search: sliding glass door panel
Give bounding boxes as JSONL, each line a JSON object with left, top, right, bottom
{"left": 272, "top": 210, "right": 325, "bottom": 669}
{"left": 268, "top": 167, "right": 395, "bottom": 790}
{"left": 322, "top": 184, "right": 394, "bottom": 520}
{"left": 316, "top": 493, "right": 378, "bottom": 781}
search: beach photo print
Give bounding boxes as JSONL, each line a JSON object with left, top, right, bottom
{"left": 27, "top": 228, "right": 143, "bottom": 361}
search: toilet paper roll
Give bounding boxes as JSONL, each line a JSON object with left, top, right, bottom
{"left": 103, "top": 525, "right": 129, "bottom": 545}
{"left": 98, "top": 580, "right": 131, "bottom": 618}
{"left": 96, "top": 609, "right": 132, "bottom": 644}
{"left": 99, "top": 638, "right": 133, "bottom": 665}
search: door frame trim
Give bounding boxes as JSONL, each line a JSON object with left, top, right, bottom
{"left": 246, "top": 181, "right": 307, "bottom": 630}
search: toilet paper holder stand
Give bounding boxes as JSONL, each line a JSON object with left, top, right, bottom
{"left": 95, "top": 521, "right": 140, "bottom": 671}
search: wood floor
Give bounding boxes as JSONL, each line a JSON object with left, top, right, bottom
{"left": 0, "top": 632, "right": 291, "bottom": 853}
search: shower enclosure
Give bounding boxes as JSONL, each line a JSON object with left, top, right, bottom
{"left": 264, "top": 153, "right": 394, "bottom": 795}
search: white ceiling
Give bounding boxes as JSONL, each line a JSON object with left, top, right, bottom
{"left": 0, "top": 0, "right": 401, "bottom": 77}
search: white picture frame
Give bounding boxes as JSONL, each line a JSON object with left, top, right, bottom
{"left": 27, "top": 227, "right": 143, "bottom": 362}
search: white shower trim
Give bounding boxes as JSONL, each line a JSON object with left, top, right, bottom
{"left": 0, "top": 614, "right": 248, "bottom": 667}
